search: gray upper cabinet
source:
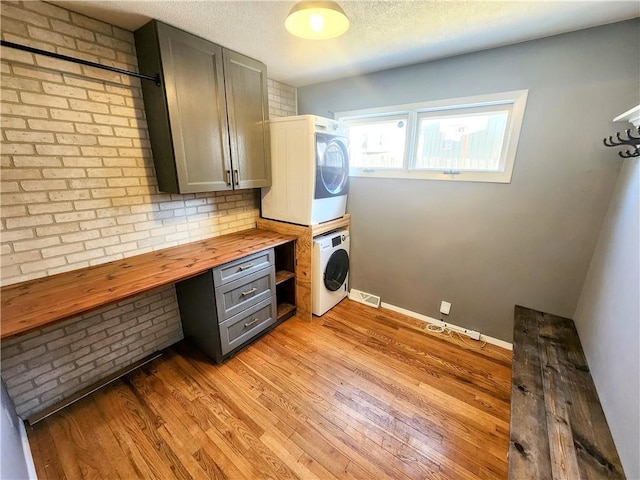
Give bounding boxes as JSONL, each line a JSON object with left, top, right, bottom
{"left": 134, "top": 21, "right": 271, "bottom": 194}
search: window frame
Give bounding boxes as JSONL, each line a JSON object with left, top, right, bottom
{"left": 336, "top": 90, "right": 529, "bottom": 183}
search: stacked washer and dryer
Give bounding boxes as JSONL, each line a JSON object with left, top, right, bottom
{"left": 261, "top": 115, "right": 350, "bottom": 316}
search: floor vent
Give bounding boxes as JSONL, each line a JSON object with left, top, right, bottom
{"left": 349, "top": 289, "right": 381, "bottom": 308}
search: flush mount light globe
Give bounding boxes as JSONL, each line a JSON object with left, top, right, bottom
{"left": 285, "top": 1, "right": 350, "bottom": 40}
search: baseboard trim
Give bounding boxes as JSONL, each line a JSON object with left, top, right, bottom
{"left": 19, "top": 417, "right": 38, "bottom": 480}
{"left": 380, "top": 302, "right": 513, "bottom": 351}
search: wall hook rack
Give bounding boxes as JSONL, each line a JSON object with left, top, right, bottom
{"left": 0, "top": 40, "right": 161, "bottom": 86}
{"left": 603, "top": 127, "right": 640, "bottom": 158}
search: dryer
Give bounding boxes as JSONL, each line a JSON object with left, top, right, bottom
{"left": 261, "top": 115, "right": 349, "bottom": 226}
{"left": 312, "top": 229, "right": 350, "bottom": 316}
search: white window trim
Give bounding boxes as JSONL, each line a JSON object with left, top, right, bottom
{"left": 336, "top": 90, "right": 529, "bottom": 184}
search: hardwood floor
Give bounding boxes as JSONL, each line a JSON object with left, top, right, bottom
{"left": 27, "top": 300, "right": 512, "bottom": 480}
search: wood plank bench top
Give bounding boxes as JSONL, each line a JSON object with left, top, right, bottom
{"left": 0, "top": 229, "right": 296, "bottom": 339}
{"left": 508, "top": 305, "right": 625, "bottom": 479}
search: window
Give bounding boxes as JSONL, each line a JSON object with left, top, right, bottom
{"left": 337, "top": 90, "right": 528, "bottom": 183}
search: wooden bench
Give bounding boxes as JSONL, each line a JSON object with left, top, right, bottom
{"left": 508, "top": 305, "right": 625, "bottom": 479}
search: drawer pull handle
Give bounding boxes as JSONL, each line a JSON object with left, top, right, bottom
{"left": 238, "top": 263, "right": 255, "bottom": 271}
{"left": 244, "top": 318, "right": 260, "bottom": 328}
{"left": 241, "top": 287, "right": 257, "bottom": 297}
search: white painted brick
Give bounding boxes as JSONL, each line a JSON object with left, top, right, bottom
{"left": 65, "top": 249, "right": 105, "bottom": 263}
{"left": 19, "top": 256, "right": 67, "bottom": 275}
{"left": 12, "top": 65, "right": 62, "bottom": 83}
{"left": 27, "top": 119, "right": 75, "bottom": 132}
{"left": 42, "top": 168, "right": 86, "bottom": 179}
{"left": 5, "top": 214, "right": 53, "bottom": 229}
{"left": 73, "top": 199, "right": 112, "bottom": 210}
{"left": 50, "top": 108, "right": 92, "bottom": 122}
{"left": 1, "top": 181, "right": 21, "bottom": 193}
{"left": 1, "top": 229, "right": 34, "bottom": 242}
{"left": 42, "top": 82, "right": 88, "bottom": 99}
{"left": 21, "top": 180, "right": 67, "bottom": 191}
{"left": 35, "top": 144, "right": 80, "bottom": 156}
{"left": 79, "top": 361, "right": 115, "bottom": 383}
{"left": 40, "top": 243, "right": 84, "bottom": 259}
{"left": 55, "top": 133, "right": 97, "bottom": 145}
{"left": 75, "top": 123, "right": 113, "bottom": 135}
{"left": 58, "top": 363, "right": 93, "bottom": 384}
{"left": 0, "top": 4, "right": 49, "bottom": 27}
{"left": 20, "top": 91, "right": 68, "bottom": 108}
{"left": 1, "top": 76, "right": 41, "bottom": 93}
{"left": 35, "top": 223, "right": 79, "bottom": 236}
{"left": 68, "top": 98, "right": 109, "bottom": 114}
{"left": 28, "top": 202, "right": 73, "bottom": 215}
{"left": 68, "top": 178, "right": 107, "bottom": 189}
{"left": 1, "top": 117, "right": 27, "bottom": 129}
{"left": 54, "top": 211, "right": 96, "bottom": 223}
{"left": 26, "top": 25, "right": 76, "bottom": 49}
{"left": 60, "top": 230, "right": 100, "bottom": 244}
{"left": 62, "top": 157, "right": 103, "bottom": 168}
{"left": 80, "top": 146, "right": 118, "bottom": 157}
{"left": 98, "top": 136, "right": 132, "bottom": 147}
{"left": 48, "top": 190, "right": 91, "bottom": 201}
{"left": 63, "top": 75, "right": 104, "bottom": 91}
{"left": 14, "top": 379, "right": 59, "bottom": 405}
{"left": 0, "top": 169, "right": 42, "bottom": 180}
{"left": 100, "top": 225, "right": 133, "bottom": 238}
{"left": 5, "top": 130, "right": 55, "bottom": 143}
{"left": 76, "top": 39, "right": 116, "bottom": 60}
{"left": 1, "top": 144, "right": 36, "bottom": 155}
{"left": 23, "top": 2, "right": 70, "bottom": 21}
{"left": 91, "top": 187, "right": 127, "bottom": 199}
{"left": 13, "top": 237, "right": 60, "bottom": 253}
{"left": 50, "top": 19, "right": 94, "bottom": 41}
{"left": 50, "top": 346, "right": 89, "bottom": 369}
{"left": 92, "top": 113, "right": 129, "bottom": 126}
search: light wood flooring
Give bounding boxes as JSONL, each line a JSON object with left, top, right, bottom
{"left": 27, "top": 299, "right": 512, "bottom": 479}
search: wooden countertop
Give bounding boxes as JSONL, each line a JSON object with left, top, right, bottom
{"left": 0, "top": 229, "right": 296, "bottom": 339}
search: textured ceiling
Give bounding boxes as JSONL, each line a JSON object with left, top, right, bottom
{"left": 51, "top": 1, "right": 639, "bottom": 87}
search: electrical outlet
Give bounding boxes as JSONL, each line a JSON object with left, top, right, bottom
{"left": 440, "top": 301, "right": 451, "bottom": 315}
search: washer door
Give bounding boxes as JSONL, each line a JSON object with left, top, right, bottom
{"left": 315, "top": 134, "right": 349, "bottom": 199}
{"left": 324, "top": 249, "right": 349, "bottom": 291}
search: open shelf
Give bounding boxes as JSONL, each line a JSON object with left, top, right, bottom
{"left": 275, "top": 270, "right": 295, "bottom": 285}
{"left": 277, "top": 302, "right": 296, "bottom": 321}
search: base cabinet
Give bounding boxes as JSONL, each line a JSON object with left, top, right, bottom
{"left": 177, "top": 242, "right": 295, "bottom": 363}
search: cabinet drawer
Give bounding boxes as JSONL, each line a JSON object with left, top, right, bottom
{"left": 215, "top": 267, "right": 275, "bottom": 321}
{"left": 220, "top": 297, "right": 276, "bottom": 355}
{"left": 213, "top": 248, "right": 274, "bottom": 286}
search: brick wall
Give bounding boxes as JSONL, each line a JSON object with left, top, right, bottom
{"left": 0, "top": 0, "right": 297, "bottom": 418}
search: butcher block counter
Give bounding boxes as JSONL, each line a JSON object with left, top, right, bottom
{"left": 0, "top": 229, "right": 296, "bottom": 339}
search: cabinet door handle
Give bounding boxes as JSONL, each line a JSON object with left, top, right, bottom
{"left": 233, "top": 169, "right": 239, "bottom": 186}
{"left": 240, "top": 287, "right": 257, "bottom": 297}
{"left": 225, "top": 170, "right": 231, "bottom": 186}
{"left": 244, "top": 318, "right": 260, "bottom": 328}
{"left": 238, "top": 263, "right": 254, "bottom": 271}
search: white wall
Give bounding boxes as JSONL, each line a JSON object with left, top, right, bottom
{"left": 573, "top": 154, "right": 639, "bottom": 478}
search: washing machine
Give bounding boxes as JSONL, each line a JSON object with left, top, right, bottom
{"left": 312, "top": 229, "right": 350, "bottom": 316}
{"left": 261, "top": 115, "right": 349, "bottom": 226}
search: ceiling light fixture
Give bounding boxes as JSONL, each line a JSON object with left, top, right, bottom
{"left": 285, "top": 1, "right": 350, "bottom": 40}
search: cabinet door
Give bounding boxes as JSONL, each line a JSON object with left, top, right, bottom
{"left": 223, "top": 49, "right": 271, "bottom": 189}
{"left": 158, "top": 23, "right": 232, "bottom": 193}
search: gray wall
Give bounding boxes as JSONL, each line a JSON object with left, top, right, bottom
{"left": 1, "top": 380, "right": 33, "bottom": 480}
{"left": 298, "top": 20, "right": 639, "bottom": 341}
{"left": 573, "top": 155, "right": 639, "bottom": 478}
